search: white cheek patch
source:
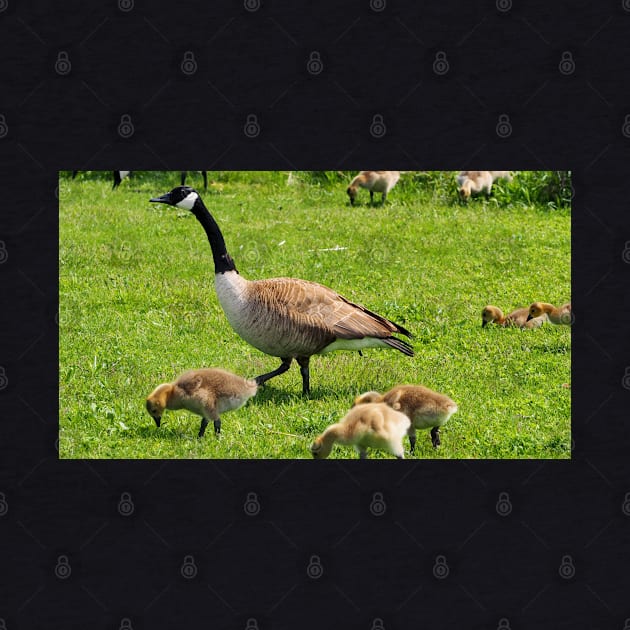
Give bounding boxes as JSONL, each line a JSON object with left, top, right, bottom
{"left": 176, "top": 191, "right": 199, "bottom": 210}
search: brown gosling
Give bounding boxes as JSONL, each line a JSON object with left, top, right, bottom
{"left": 354, "top": 385, "right": 458, "bottom": 452}
{"left": 146, "top": 368, "right": 258, "bottom": 437}
{"left": 310, "top": 402, "right": 411, "bottom": 459}
{"left": 346, "top": 171, "right": 401, "bottom": 206}
{"left": 482, "top": 305, "right": 547, "bottom": 329}
{"left": 527, "top": 301, "right": 572, "bottom": 325}
{"left": 456, "top": 170, "right": 513, "bottom": 201}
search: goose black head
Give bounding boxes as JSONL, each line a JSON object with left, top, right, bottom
{"left": 150, "top": 186, "right": 200, "bottom": 210}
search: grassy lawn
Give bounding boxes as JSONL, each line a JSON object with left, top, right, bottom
{"left": 59, "top": 171, "right": 571, "bottom": 459}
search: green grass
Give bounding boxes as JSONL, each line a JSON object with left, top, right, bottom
{"left": 59, "top": 171, "right": 571, "bottom": 459}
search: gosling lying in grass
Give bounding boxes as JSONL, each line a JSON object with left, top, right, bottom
{"left": 347, "top": 171, "right": 400, "bottom": 206}
{"left": 527, "top": 301, "right": 572, "bottom": 325}
{"left": 482, "top": 305, "right": 547, "bottom": 329}
{"left": 146, "top": 368, "right": 258, "bottom": 437}
{"left": 456, "top": 170, "right": 513, "bottom": 201}
{"left": 354, "top": 385, "right": 458, "bottom": 452}
{"left": 310, "top": 402, "right": 411, "bottom": 459}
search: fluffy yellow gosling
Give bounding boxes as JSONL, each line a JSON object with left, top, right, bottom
{"left": 354, "top": 384, "right": 458, "bottom": 452}
{"left": 310, "top": 402, "right": 411, "bottom": 459}
{"left": 456, "top": 170, "right": 513, "bottom": 201}
{"left": 146, "top": 368, "right": 258, "bottom": 437}
{"left": 347, "top": 171, "right": 400, "bottom": 206}
{"left": 482, "top": 305, "right": 546, "bottom": 329}
{"left": 527, "top": 301, "right": 572, "bottom": 325}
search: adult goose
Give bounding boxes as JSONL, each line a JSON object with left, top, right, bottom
{"left": 149, "top": 186, "right": 414, "bottom": 395}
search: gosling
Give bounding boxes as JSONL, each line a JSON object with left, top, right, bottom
{"left": 354, "top": 385, "right": 458, "bottom": 452}
{"left": 482, "top": 305, "right": 546, "bottom": 329}
{"left": 146, "top": 368, "right": 258, "bottom": 437}
{"left": 310, "top": 402, "right": 411, "bottom": 459}
{"left": 456, "top": 170, "right": 513, "bottom": 201}
{"left": 347, "top": 171, "right": 400, "bottom": 206}
{"left": 527, "top": 301, "right": 572, "bottom": 325}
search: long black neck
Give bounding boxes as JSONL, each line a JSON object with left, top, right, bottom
{"left": 190, "top": 198, "right": 238, "bottom": 274}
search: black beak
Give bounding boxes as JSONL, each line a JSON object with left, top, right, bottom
{"left": 482, "top": 320, "right": 487, "bottom": 328}
{"left": 526, "top": 314, "right": 533, "bottom": 321}
{"left": 153, "top": 416, "right": 161, "bottom": 427}
{"left": 150, "top": 192, "right": 172, "bottom": 204}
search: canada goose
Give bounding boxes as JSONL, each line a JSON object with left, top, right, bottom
{"left": 310, "top": 402, "right": 411, "bottom": 459}
{"left": 146, "top": 368, "right": 258, "bottom": 437}
{"left": 354, "top": 384, "right": 458, "bottom": 451}
{"left": 482, "top": 305, "right": 546, "bottom": 329}
{"left": 456, "top": 170, "right": 512, "bottom": 201}
{"left": 149, "top": 186, "right": 413, "bottom": 395}
{"left": 347, "top": 171, "right": 400, "bottom": 206}
{"left": 181, "top": 171, "right": 208, "bottom": 190}
{"left": 113, "top": 171, "right": 131, "bottom": 189}
{"left": 527, "top": 301, "right": 572, "bottom": 325}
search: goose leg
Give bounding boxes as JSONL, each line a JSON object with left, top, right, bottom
{"left": 198, "top": 417, "right": 209, "bottom": 438}
{"left": 358, "top": 448, "right": 368, "bottom": 459}
{"left": 381, "top": 192, "right": 387, "bottom": 205}
{"left": 408, "top": 429, "right": 417, "bottom": 454}
{"left": 370, "top": 190, "right": 374, "bottom": 205}
{"left": 430, "top": 427, "right": 441, "bottom": 447}
{"left": 213, "top": 419, "right": 221, "bottom": 435}
{"left": 296, "top": 356, "right": 311, "bottom": 396}
{"left": 254, "top": 357, "right": 293, "bottom": 387}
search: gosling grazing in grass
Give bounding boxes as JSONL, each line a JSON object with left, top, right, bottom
{"left": 527, "top": 301, "right": 572, "bottom": 325}
{"left": 456, "top": 170, "right": 513, "bottom": 201}
{"left": 354, "top": 385, "right": 458, "bottom": 451}
{"left": 482, "top": 305, "right": 546, "bottom": 329}
{"left": 346, "top": 171, "right": 400, "bottom": 206}
{"left": 150, "top": 187, "right": 413, "bottom": 395}
{"left": 146, "top": 368, "right": 258, "bottom": 437}
{"left": 310, "top": 402, "right": 411, "bottom": 459}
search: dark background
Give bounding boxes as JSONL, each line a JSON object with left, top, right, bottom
{"left": 1, "top": 0, "right": 629, "bottom": 628}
